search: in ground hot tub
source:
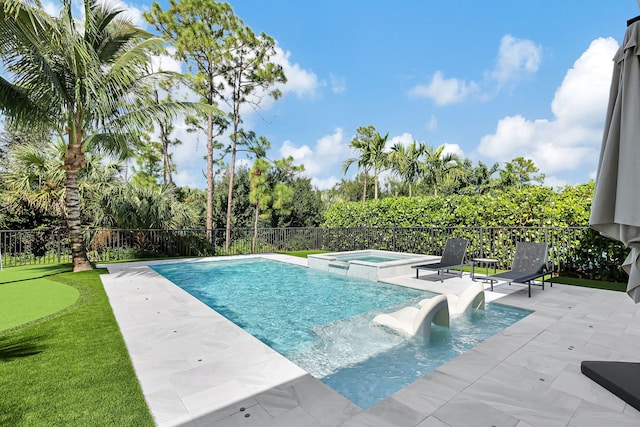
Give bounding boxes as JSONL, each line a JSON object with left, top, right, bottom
{"left": 308, "top": 250, "right": 439, "bottom": 281}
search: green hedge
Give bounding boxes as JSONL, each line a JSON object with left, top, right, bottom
{"left": 322, "top": 184, "right": 629, "bottom": 282}
{"left": 323, "top": 184, "right": 593, "bottom": 228}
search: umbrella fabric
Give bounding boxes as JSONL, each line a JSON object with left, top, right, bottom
{"left": 590, "top": 20, "right": 640, "bottom": 303}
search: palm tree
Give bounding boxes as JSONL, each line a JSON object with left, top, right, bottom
{"left": 343, "top": 125, "right": 388, "bottom": 201}
{"left": 0, "top": 0, "right": 200, "bottom": 271}
{"left": 369, "top": 131, "right": 389, "bottom": 200}
{"left": 342, "top": 139, "right": 372, "bottom": 203}
{"left": 2, "top": 140, "right": 67, "bottom": 219}
{"left": 422, "top": 145, "right": 466, "bottom": 196}
{"left": 458, "top": 160, "right": 499, "bottom": 195}
{"left": 92, "top": 183, "right": 198, "bottom": 229}
{"left": 388, "top": 140, "right": 426, "bottom": 197}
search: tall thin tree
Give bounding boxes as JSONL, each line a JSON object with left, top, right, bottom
{"left": 217, "top": 23, "right": 286, "bottom": 250}
{"left": 145, "top": 0, "right": 231, "bottom": 234}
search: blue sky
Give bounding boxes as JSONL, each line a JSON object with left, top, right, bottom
{"left": 39, "top": 1, "right": 640, "bottom": 189}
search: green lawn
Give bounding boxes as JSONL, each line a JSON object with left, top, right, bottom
{"left": 0, "top": 266, "right": 154, "bottom": 427}
{"left": 549, "top": 275, "right": 627, "bottom": 292}
{"left": 276, "top": 249, "right": 329, "bottom": 258}
{"left": 0, "top": 278, "right": 80, "bottom": 331}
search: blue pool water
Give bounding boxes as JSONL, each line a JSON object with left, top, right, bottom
{"left": 151, "top": 258, "right": 531, "bottom": 409}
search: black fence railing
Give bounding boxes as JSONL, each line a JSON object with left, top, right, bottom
{"left": 0, "top": 226, "right": 629, "bottom": 282}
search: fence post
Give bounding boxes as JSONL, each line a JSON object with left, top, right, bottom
{"left": 57, "top": 231, "right": 61, "bottom": 264}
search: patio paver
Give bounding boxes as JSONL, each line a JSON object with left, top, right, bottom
{"left": 100, "top": 254, "right": 640, "bottom": 426}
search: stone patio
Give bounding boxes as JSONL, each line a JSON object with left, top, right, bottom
{"left": 100, "top": 254, "right": 640, "bottom": 426}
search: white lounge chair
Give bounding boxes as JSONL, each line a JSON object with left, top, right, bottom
{"left": 372, "top": 294, "right": 449, "bottom": 339}
{"left": 419, "top": 282, "right": 485, "bottom": 318}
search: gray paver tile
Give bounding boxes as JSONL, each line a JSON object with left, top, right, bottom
{"left": 550, "top": 363, "right": 626, "bottom": 412}
{"left": 100, "top": 256, "right": 640, "bottom": 427}
{"left": 461, "top": 361, "right": 582, "bottom": 427}
{"left": 431, "top": 398, "right": 519, "bottom": 427}
{"left": 391, "top": 371, "right": 469, "bottom": 416}
{"left": 436, "top": 348, "right": 500, "bottom": 383}
{"left": 568, "top": 400, "right": 640, "bottom": 427}
{"left": 415, "top": 416, "right": 451, "bottom": 427}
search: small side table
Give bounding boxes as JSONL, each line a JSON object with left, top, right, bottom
{"left": 471, "top": 257, "right": 498, "bottom": 282}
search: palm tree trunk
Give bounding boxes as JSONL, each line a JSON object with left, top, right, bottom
{"left": 63, "top": 142, "right": 92, "bottom": 272}
{"left": 374, "top": 172, "right": 378, "bottom": 199}
{"left": 362, "top": 173, "right": 367, "bottom": 203}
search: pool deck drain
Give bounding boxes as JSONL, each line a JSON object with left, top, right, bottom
{"left": 101, "top": 254, "right": 640, "bottom": 426}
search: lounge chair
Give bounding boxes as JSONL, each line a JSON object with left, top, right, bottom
{"left": 484, "top": 242, "right": 552, "bottom": 297}
{"left": 412, "top": 238, "right": 469, "bottom": 281}
{"left": 419, "top": 282, "right": 485, "bottom": 317}
{"left": 372, "top": 294, "right": 449, "bottom": 339}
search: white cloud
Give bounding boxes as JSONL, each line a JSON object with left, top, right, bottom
{"left": 330, "top": 73, "right": 347, "bottom": 94}
{"left": 426, "top": 115, "right": 438, "bottom": 131}
{"left": 410, "top": 34, "right": 541, "bottom": 105}
{"left": 172, "top": 168, "right": 202, "bottom": 188}
{"left": 114, "top": 2, "right": 146, "bottom": 28}
{"left": 279, "top": 128, "right": 349, "bottom": 188}
{"left": 388, "top": 133, "right": 414, "bottom": 149}
{"left": 170, "top": 123, "right": 206, "bottom": 188}
{"left": 280, "top": 140, "right": 313, "bottom": 159}
{"left": 409, "top": 71, "right": 478, "bottom": 105}
{"left": 273, "top": 46, "right": 319, "bottom": 99}
{"left": 551, "top": 37, "right": 615, "bottom": 124}
{"left": 442, "top": 143, "right": 464, "bottom": 158}
{"left": 312, "top": 176, "right": 340, "bottom": 190}
{"left": 42, "top": 0, "right": 60, "bottom": 16}
{"left": 490, "top": 35, "right": 542, "bottom": 86}
{"left": 150, "top": 47, "right": 183, "bottom": 73}
{"left": 477, "top": 37, "right": 618, "bottom": 183}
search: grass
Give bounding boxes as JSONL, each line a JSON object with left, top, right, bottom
{"left": 276, "top": 249, "right": 329, "bottom": 258}
{"left": 0, "top": 266, "right": 154, "bottom": 427}
{"left": 549, "top": 275, "right": 627, "bottom": 292}
{"left": 1, "top": 264, "right": 80, "bottom": 331}
{"left": 0, "top": 278, "right": 79, "bottom": 331}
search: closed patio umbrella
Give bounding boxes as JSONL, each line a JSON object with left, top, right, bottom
{"left": 582, "top": 13, "right": 640, "bottom": 412}
{"left": 589, "top": 15, "right": 640, "bottom": 304}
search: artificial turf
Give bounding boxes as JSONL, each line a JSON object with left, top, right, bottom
{"left": 0, "top": 278, "right": 80, "bottom": 331}
{"left": 0, "top": 268, "right": 154, "bottom": 427}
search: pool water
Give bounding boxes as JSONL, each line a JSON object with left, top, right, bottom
{"left": 151, "top": 258, "right": 531, "bottom": 409}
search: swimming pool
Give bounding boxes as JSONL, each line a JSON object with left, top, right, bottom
{"left": 151, "top": 258, "right": 531, "bottom": 409}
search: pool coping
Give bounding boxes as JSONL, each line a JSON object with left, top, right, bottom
{"left": 100, "top": 254, "right": 640, "bottom": 426}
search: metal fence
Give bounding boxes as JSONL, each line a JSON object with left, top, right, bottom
{"left": 0, "top": 226, "right": 628, "bottom": 281}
